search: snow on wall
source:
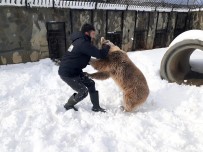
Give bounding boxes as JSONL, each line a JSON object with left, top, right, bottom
{"left": 172, "top": 8, "right": 190, "bottom": 12}
{"left": 97, "top": 3, "right": 126, "bottom": 10}
{"left": 0, "top": 0, "right": 25, "bottom": 6}
{"left": 127, "top": 5, "right": 191, "bottom": 12}
{"left": 0, "top": 0, "right": 51, "bottom": 7}
{"left": 0, "top": 0, "right": 201, "bottom": 12}
{"left": 27, "top": 0, "right": 53, "bottom": 8}
{"left": 55, "top": 1, "right": 95, "bottom": 9}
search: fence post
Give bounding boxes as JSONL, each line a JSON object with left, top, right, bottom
{"left": 126, "top": 4, "right": 129, "bottom": 10}
{"left": 25, "top": 0, "right": 27, "bottom": 8}
{"left": 105, "top": 10, "right": 108, "bottom": 37}
{"left": 70, "top": 9, "right": 73, "bottom": 33}
{"left": 95, "top": 1, "right": 97, "bottom": 9}
{"left": 52, "top": 0, "right": 55, "bottom": 8}
{"left": 132, "top": 11, "right": 137, "bottom": 50}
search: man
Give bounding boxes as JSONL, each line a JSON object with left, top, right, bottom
{"left": 58, "top": 23, "right": 110, "bottom": 112}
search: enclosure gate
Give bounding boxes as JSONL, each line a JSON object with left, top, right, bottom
{"left": 153, "top": 29, "right": 168, "bottom": 48}
{"left": 46, "top": 22, "right": 67, "bottom": 60}
{"left": 134, "top": 30, "right": 148, "bottom": 50}
{"left": 174, "top": 12, "right": 189, "bottom": 39}
{"left": 106, "top": 31, "right": 122, "bottom": 48}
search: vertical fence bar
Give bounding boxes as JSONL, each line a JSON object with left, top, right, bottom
{"left": 121, "top": 10, "right": 124, "bottom": 48}
{"left": 146, "top": 11, "right": 151, "bottom": 49}
{"left": 153, "top": 11, "right": 159, "bottom": 48}
{"left": 25, "top": 0, "right": 27, "bottom": 8}
{"left": 166, "top": 11, "right": 172, "bottom": 45}
{"left": 132, "top": 11, "right": 137, "bottom": 51}
{"left": 95, "top": 1, "right": 97, "bottom": 9}
{"left": 105, "top": 10, "right": 108, "bottom": 37}
{"left": 91, "top": 9, "right": 94, "bottom": 25}
{"left": 187, "top": 9, "right": 192, "bottom": 30}
{"left": 70, "top": 9, "right": 73, "bottom": 33}
{"left": 184, "top": 12, "right": 189, "bottom": 31}
{"left": 174, "top": 11, "right": 179, "bottom": 37}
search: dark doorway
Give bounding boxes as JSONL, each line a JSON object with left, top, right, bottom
{"left": 153, "top": 29, "right": 167, "bottom": 48}
{"left": 153, "top": 12, "right": 169, "bottom": 48}
{"left": 106, "top": 31, "right": 122, "bottom": 48}
{"left": 174, "top": 13, "right": 188, "bottom": 38}
{"left": 134, "top": 30, "right": 147, "bottom": 50}
{"left": 46, "top": 21, "right": 67, "bottom": 60}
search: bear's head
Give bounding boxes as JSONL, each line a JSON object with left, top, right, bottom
{"left": 100, "top": 37, "right": 126, "bottom": 62}
{"left": 100, "top": 37, "right": 122, "bottom": 52}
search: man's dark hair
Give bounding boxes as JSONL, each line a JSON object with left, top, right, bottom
{"left": 81, "top": 23, "right": 95, "bottom": 33}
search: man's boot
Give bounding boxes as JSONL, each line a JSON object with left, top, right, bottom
{"left": 89, "top": 91, "right": 106, "bottom": 112}
{"left": 64, "top": 93, "right": 78, "bottom": 111}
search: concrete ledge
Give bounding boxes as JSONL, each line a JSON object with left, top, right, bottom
{"left": 0, "top": 49, "right": 40, "bottom": 65}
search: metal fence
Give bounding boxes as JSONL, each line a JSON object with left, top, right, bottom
{"left": 0, "top": 0, "right": 203, "bottom": 10}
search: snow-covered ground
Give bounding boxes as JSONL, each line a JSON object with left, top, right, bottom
{"left": 0, "top": 48, "right": 203, "bottom": 152}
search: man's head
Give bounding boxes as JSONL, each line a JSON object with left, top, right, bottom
{"left": 81, "top": 23, "right": 96, "bottom": 39}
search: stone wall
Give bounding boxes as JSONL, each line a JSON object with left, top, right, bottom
{"left": 93, "top": 10, "right": 106, "bottom": 48}
{"left": 122, "top": 11, "right": 136, "bottom": 51}
{"left": 0, "top": 7, "right": 71, "bottom": 64}
{"left": 0, "top": 7, "right": 202, "bottom": 65}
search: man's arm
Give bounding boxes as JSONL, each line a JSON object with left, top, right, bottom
{"left": 81, "top": 42, "right": 110, "bottom": 59}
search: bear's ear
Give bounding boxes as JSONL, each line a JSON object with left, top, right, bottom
{"left": 101, "top": 37, "right": 106, "bottom": 44}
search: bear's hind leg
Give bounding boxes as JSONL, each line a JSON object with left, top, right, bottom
{"left": 123, "top": 92, "right": 138, "bottom": 112}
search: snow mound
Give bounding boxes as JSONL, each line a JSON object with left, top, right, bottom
{"left": 0, "top": 48, "right": 203, "bottom": 152}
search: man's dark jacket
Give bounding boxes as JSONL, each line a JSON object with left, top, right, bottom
{"left": 58, "top": 32, "right": 109, "bottom": 77}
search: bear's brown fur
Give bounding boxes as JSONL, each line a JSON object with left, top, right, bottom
{"left": 87, "top": 37, "right": 149, "bottom": 112}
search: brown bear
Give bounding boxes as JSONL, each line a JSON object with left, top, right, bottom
{"left": 86, "top": 37, "right": 149, "bottom": 112}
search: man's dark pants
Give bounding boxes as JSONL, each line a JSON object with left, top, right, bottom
{"left": 60, "top": 73, "right": 96, "bottom": 103}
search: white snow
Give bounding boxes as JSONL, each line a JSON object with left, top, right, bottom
{"left": 190, "top": 49, "right": 203, "bottom": 73}
{"left": 1, "top": 48, "right": 203, "bottom": 152}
